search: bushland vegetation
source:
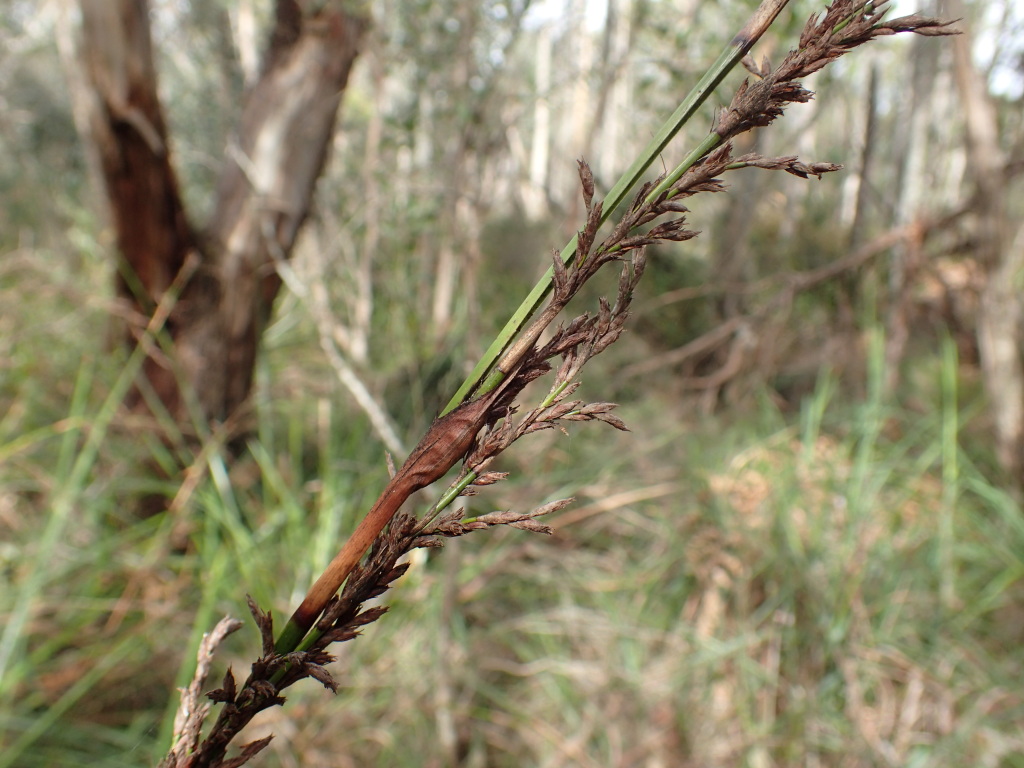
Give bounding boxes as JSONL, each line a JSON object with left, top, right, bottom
{"left": 1, "top": 0, "right": 1022, "bottom": 766}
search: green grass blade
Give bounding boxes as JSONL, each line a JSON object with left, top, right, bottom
{"left": 0, "top": 638, "right": 137, "bottom": 768}
{"left": 0, "top": 344, "right": 146, "bottom": 688}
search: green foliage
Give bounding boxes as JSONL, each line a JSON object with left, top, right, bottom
{"left": 479, "top": 212, "right": 557, "bottom": 320}
{"left": 631, "top": 246, "right": 716, "bottom": 348}
{"left": 4, "top": 296, "right": 1022, "bottom": 765}
{"left": 0, "top": 36, "right": 84, "bottom": 249}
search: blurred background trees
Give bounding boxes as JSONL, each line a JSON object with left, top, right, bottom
{"left": 2, "top": 0, "right": 1024, "bottom": 766}
{"left": 73, "top": 0, "right": 365, "bottom": 438}
{"left": 9, "top": 0, "right": 1024, "bottom": 459}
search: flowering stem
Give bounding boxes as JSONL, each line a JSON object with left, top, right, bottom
{"left": 441, "top": 0, "right": 791, "bottom": 416}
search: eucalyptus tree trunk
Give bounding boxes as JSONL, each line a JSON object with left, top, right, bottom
{"left": 77, "top": 0, "right": 365, "bottom": 434}
{"left": 949, "top": 0, "right": 1022, "bottom": 479}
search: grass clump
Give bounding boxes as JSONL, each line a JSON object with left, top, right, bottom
{"left": 2, "top": 315, "right": 1022, "bottom": 766}
{"left": 427, "top": 340, "right": 1022, "bottom": 767}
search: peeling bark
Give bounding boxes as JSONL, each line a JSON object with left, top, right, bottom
{"left": 80, "top": 0, "right": 197, "bottom": 418}
{"left": 78, "top": 0, "right": 365, "bottom": 432}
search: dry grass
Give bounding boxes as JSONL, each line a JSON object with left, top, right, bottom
{"left": 3, "top": 242, "right": 1024, "bottom": 767}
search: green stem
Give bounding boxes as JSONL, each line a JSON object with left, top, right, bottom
{"left": 269, "top": 0, "right": 792, "bottom": 675}
{"left": 433, "top": 471, "right": 479, "bottom": 515}
{"left": 643, "top": 132, "right": 725, "bottom": 206}
{"left": 441, "top": 0, "right": 791, "bottom": 416}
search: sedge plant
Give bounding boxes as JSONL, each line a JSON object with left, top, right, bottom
{"left": 156, "top": 2, "right": 957, "bottom": 766}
